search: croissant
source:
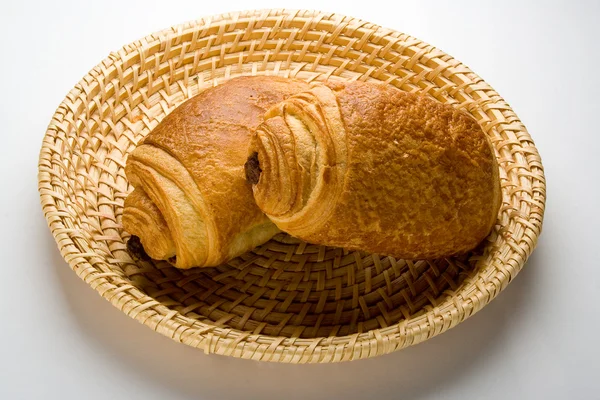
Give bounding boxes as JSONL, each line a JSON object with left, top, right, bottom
{"left": 123, "top": 76, "right": 310, "bottom": 268}
{"left": 245, "top": 81, "right": 501, "bottom": 259}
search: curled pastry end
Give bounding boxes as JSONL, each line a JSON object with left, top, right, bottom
{"left": 124, "top": 145, "right": 211, "bottom": 268}
{"left": 249, "top": 84, "right": 347, "bottom": 235}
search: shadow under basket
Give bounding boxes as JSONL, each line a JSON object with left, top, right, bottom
{"left": 38, "top": 9, "right": 545, "bottom": 363}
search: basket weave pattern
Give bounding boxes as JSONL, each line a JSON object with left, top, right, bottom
{"left": 38, "top": 10, "right": 545, "bottom": 363}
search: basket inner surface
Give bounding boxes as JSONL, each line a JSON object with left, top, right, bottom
{"left": 127, "top": 235, "right": 478, "bottom": 338}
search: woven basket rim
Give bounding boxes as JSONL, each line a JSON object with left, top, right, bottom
{"left": 38, "top": 9, "right": 545, "bottom": 362}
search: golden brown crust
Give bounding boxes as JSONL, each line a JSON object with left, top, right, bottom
{"left": 250, "top": 81, "right": 501, "bottom": 259}
{"left": 123, "top": 76, "right": 310, "bottom": 268}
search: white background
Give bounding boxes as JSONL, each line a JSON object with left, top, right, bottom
{"left": 1, "top": 1, "right": 598, "bottom": 399}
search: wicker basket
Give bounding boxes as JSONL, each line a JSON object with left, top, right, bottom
{"left": 38, "top": 9, "right": 545, "bottom": 363}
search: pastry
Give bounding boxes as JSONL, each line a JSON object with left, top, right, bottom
{"left": 245, "top": 81, "right": 501, "bottom": 259}
{"left": 123, "top": 76, "right": 310, "bottom": 268}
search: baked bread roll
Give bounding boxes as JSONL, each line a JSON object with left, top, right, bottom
{"left": 245, "top": 81, "right": 501, "bottom": 259}
{"left": 123, "top": 76, "right": 310, "bottom": 268}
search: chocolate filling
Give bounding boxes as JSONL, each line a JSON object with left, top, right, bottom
{"left": 244, "top": 152, "right": 262, "bottom": 185}
{"left": 127, "top": 235, "right": 151, "bottom": 261}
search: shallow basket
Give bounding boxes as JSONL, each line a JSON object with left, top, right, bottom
{"left": 38, "top": 9, "right": 545, "bottom": 363}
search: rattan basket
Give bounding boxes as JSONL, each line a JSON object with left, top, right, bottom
{"left": 38, "top": 9, "right": 545, "bottom": 363}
